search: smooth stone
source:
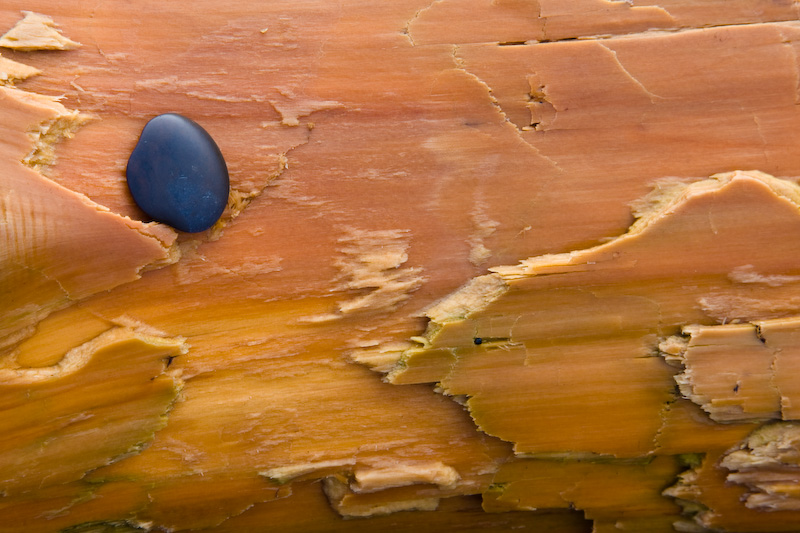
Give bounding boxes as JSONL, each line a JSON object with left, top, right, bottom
{"left": 126, "top": 113, "right": 229, "bottom": 233}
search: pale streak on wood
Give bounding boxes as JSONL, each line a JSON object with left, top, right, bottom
{"left": 306, "top": 227, "right": 425, "bottom": 321}
{"left": 347, "top": 339, "right": 416, "bottom": 372}
{"left": 352, "top": 461, "right": 460, "bottom": 493}
{"left": 260, "top": 459, "right": 358, "bottom": 485}
{"left": 262, "top": 458, "right": 462, "bottom": 516}
{"left": 323, "top": 476, "right": 440, "bottom": 518}
{"left": 0, "top": 53, "right": 38, "bottom": 85}
{"left": 0, "top": 11, "right": 80, "bottom": 51}
{"left": 467, "top": 199, "right": 499, "bottom": 265}
{"left": 268, "top": 87, "right": 343, "bottom": 127}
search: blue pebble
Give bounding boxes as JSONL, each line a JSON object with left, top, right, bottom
{"left": 126, "top": 113, "right": 229, "bottom": 233}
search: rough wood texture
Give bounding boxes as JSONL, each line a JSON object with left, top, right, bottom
{"left": 5, "top": 1, "right": 800, "bottom": 532}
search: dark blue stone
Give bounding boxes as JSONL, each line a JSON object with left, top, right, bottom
{"left": 126, "top": 113, "right": 229, "bottom": 233}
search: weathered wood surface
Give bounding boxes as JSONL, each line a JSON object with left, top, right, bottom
{"left": 4, "top": 1, "right": 800, "bottom": 531}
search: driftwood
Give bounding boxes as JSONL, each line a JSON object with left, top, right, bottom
{"left": 4, "top": 1, "right": 800, "bottom": 531}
